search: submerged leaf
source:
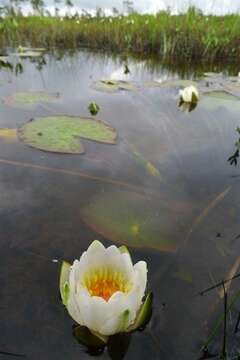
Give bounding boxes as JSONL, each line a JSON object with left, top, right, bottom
{"left": 173, "top": 270, "right": 193, "bottom": 283}
{"left": 18, "top": 116, "right": 117, "bottom": 154}
{"left": 81, "top": 191, "right": 183, "bottom": 252}
{"left": 146, "top": 162, "right": 161, "bottom": 177}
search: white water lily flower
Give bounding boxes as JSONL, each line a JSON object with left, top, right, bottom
{"left": 179, "top": 85, "right": 199, "bottom": 103}
{"left": 60, "top": 240, "right": 147, "bottom": 338}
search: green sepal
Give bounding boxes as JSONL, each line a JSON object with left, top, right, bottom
{"left": 119, "top": 245, "right": 130, "bottom": 255}
{"left": 191, "top": 92, "right": 199, "bottom": 104}
{"left": 127, "top": 292, "right": 153, "bottom": 332}
{"left": 119, "top": 246, "right": 133, "bottom": 265}
{"left": 73, "top": 326, "right": 107, "bottom": 348}
{"left": 59, "top": 261, "right": 71, "bottom": 305}
{"left": 117, "top": 309, "right": 130, "bottom": 333}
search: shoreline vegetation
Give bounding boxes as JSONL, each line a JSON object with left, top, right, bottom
{"left": 0, "top": 7, "right": 240, "bottom": 62}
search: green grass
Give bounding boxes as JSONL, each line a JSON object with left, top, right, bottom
{"left": 1, "top": 8, "right": 240, "bottom": 62}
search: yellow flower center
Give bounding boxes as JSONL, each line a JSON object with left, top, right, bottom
{"left": 83, "top": 268, "right": 131, "bottom": 301}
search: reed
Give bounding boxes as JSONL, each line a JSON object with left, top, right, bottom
{"left": 0, "top": 8, "right": 240, "bottom": 62}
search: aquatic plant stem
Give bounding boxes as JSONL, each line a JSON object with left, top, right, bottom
{"left": 0, "top": 158, "right": 149, "bottom": 195}
{"left": 221, "top": 283, "right": 227, "bottom": 360}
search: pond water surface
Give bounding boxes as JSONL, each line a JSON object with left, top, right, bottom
{"left": 1, "top": 50, "right": 240, "bottom": 359}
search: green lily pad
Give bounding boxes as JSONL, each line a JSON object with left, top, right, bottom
{"left": 73, "top": 326, "right": 107, "bottom": 348}
{"left": 93, "top": 80, "right": 136, "bottom": 93}
{"left": 144, "top": 79, "right": 197, "bottom": 89}
{"left": 4, "top": 91, "right": 60, "bottom": 108}
{"left": 224, "top": 81, "right": 240, "bottom": 94}
{"left": 205, "top": 90, "right": 239, "bottom": 101}
{"left": 18, "top": 116, "right": 117, "bottom": 154}
{"left": 201, "top": 90, "right": 240, "bottom": 112}
{"left": 81, "top": 191, "right": 186, "bottom": 252}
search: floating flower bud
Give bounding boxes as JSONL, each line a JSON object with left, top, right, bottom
{"left": 179, "top": 85, "right": 199, "bottom": 104}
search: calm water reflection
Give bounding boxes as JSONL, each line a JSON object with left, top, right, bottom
{"left": 0, "top": 50, "right": 240, "bottom": 359}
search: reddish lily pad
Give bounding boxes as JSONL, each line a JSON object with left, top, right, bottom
{"left": 81, "top": 191, "right": 188, "bottom": 253}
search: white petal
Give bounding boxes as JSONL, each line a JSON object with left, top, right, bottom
{"left": 126, "top": 261, "right": 147, "bottom": 313}
{"left": 134, "top": 261, "right": 147, "bottom": 294}
{"left": 75, "top": 288, "right": 93, "bottom": 328}
{"left": 67, "top": 290, "right": 83, "bottom": 325}
{"left": 86, "top": 240, "right": 105, "bottom": 255}
{"left": 99, "top": 293, "right": 131, "bottom": 335}
{"left": 69, "top": 260, "right": 80, "bottom": 292}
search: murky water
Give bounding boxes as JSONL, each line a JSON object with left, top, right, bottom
{"left": 1, "top": 50, "right": 240, "bottom": 359}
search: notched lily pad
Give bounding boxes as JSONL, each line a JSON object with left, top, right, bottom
{"left": 18, "top": 116, "right": 117, "bottom": 154}
{"left": 93, "top": 80, "right": 136, "bottom": 93}
{"left": 4, "top": 91, "right": 60, "bottom": 108}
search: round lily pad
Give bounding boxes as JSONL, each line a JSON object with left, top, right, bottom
{"left": 4, "top": 91, "right": 60, "bottom": 108}
{"left": 203, "top": 90, "right": 239, "bottom": 101}
{"left": 18, "top": 116, "right": 117, "bottom": 154}
{"left": 93, "top": 80, "right": 136, "bottom": 93}
{"left": 201, "top": 90, "right": 240, "bottom": 112}
{"left": 144, "top": 79, "right": 197, "bottom": 89}
{"left": 81, "top": 191, "right": 187, "bottom": 252}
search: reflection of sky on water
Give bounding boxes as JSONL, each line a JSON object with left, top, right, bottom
{"left": 0, "top": 50, "right": 240, "bottom": 359}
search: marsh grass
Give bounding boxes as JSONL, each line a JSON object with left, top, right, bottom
{"left": 0, "top": 7, "right": 240, "bottom": 62}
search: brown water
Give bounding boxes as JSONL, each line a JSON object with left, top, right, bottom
{"left": 0, "top": 50, "right": 240, "bottom": 359}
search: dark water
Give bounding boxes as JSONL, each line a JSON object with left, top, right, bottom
{"left": 0, "top": 50, "right": 240, "bottom": 359}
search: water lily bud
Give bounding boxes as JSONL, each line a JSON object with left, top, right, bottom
{"left": 179, "top": 85, "right": 199, "bottom": 104}
{"left": 88, "top": 101, "right": 100, "bottom": 115}
{"left": 60, "top": 240, "right": 148, "bottom": 337}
